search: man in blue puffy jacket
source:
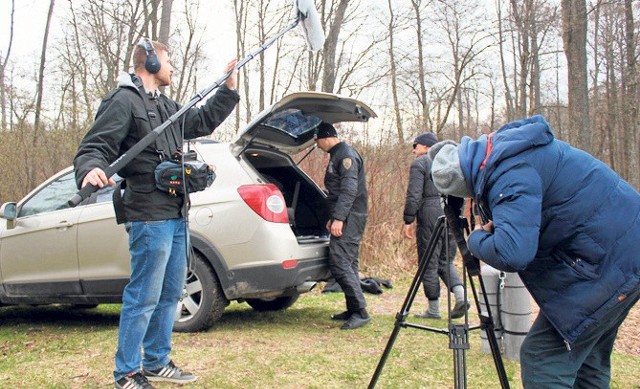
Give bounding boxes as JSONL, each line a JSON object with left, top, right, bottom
{"left": 429, "top": 115, "right": 640, "bottom": 388}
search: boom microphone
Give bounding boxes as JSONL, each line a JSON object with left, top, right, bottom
{"left": 296, "top": 0, "right": 325, "bottom": 52}
{"left": 68, "top": 0, "right": 327, "bottom": 207}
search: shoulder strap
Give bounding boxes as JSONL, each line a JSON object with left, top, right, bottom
{"left": 127, "top": 78, "right": 175, "bottom": 161}
{"left": 112, "top": 181, "right": 127, "bottom": 224}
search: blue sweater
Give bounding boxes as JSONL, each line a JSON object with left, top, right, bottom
{"left": 460, "top": 115, "right": 640, "bottom": 344}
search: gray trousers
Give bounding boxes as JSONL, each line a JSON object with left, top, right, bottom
{"left": 328, "top": 212, "right": 367, "bottom": 312}
{"left": 417, "top": 205, "right": 462, "bottom": 301}
{"left": 520, "top": 286, "right": 639, "bottom": 388}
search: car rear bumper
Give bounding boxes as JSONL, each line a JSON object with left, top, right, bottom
{"left": 222, "top": 256, "right": 331, "bottom": 300}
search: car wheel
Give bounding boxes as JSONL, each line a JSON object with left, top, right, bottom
{"left": 173, "top": 251, "right": 229, "bottom": 332}
{"left": 245, "top": 294, "right": 300, "bottom": 311}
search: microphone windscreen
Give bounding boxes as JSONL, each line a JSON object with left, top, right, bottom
{"left": 296, "top": 0, "right": 325, "bottom": 52}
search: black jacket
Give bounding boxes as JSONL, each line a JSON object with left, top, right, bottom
{"left": 324, "top": 142, "right": 368, "bottom": 221}
{"left": 402, "top": 154, "right": 441, "bottom": 224}
{"left": 74, "top": 72, "right": 239, "bottom": 222}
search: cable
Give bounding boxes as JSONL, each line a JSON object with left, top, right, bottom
{"left": 178, "top": 114, "right": 195, "bottom": 277}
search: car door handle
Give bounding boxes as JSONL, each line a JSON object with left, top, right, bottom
{"left": 57, "top": 220, "right": 74, "bottom": 230}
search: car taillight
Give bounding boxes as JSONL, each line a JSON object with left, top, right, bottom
{"left": 282, "top": 259, "right": 298, "bottom": 269}
{"left": 237, "top": 184, "right": 289, "bottom": 223}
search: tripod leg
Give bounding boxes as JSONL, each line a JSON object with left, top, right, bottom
{"left": 467, "top": 272, "right": 511, "bottom": 389}
{"left": 450, "top": 323, "right": 469, "bottom": 389}
{"left": 368, "top": 218, "right": 446, "bottom": 389}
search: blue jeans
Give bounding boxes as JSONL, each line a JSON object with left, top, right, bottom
{"left": 520, "top": 286, "right": 640, "bottom": 388}
{"left": 114, "top": 219, "right": 187, "bottom": 380}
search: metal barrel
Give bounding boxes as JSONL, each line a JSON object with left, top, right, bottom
{"left": 501, "top": 272, "right": 532, "bottom": 361}
{"left": 479, "top": 264, "right": 503, "bottom": 355}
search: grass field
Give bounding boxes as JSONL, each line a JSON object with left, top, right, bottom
{"left": 0, "top": 278, "right": 638, "bottom": 388}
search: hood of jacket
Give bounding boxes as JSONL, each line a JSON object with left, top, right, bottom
{"left": 458, "top": 115, "right": 555, "bottom": 196}
{"left": 116, "top": 71, "right": 145, "bottom": 93}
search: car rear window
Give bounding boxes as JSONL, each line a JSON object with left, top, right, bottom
{"left": 263, "top": 109, "right": 321, "bottom": 138}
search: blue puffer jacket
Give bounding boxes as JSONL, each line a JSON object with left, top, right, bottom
{"left": 461, "top": 115, "right": 640, "bottom": 345}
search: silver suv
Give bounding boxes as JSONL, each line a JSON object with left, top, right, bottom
{"left": 0, "top": 92, "right": 376, "bottom": 332}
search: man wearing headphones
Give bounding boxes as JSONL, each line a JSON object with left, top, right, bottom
{"left": 74, "top": 39, "right": 239, "bottom": 388}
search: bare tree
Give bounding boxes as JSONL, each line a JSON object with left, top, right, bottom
{"left": 623, "top": 0, "right": 638, "bottom": 187}
{"left": 430, "top": 0, "right": 491, "bottom": 138}
{"left": 387, "top": 0, "right": 404, "bottom": 142}
{"left": 170, "top": 1, "right": 204, "bottom": 102}
{"left": 159, "top": 0, "right": 174, "bottom": 44}
{"left": 0, "top": 0, "right": 15, "bottom": 130}
{"left": 561, "top": 0, "right": 591, "bottom": 153}
{"left": 321, "top": 0, "right": 350, "bottom": 93}
{"left": 496, "top": 0, "right": 515, "bottom": 121}
{"left": 33, "top": 0, "right": 56, "bottom": 146}
{"left": 411, "top": 0, "right": 431, "bottom": 133}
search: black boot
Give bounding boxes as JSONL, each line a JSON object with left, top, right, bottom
{"left": 331, "top": 310, "right": 352, "bottom": 321}
{"left": 340, "top": 309, "right": 371, "bottom": 330}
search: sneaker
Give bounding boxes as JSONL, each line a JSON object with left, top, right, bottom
{"left": 414, "top": 310, "right": 442, "bottom": 319}
{"left": 451, "top": 301, "right": 470, "bottom": 319}
{"left": 340, "top": 310, "right": 371, "bottom": 330}
{"left": 115, "top": 372, "right": 155, "bottom": 389}
{"left": 143, "top": 360, "right": 197, "bottom": 384}
{"left": 331, "top": 310, "right": 352, "bottom": 321}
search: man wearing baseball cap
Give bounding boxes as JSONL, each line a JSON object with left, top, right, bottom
{"left": 402, "top": 132, "right": 467, "bottom": 320}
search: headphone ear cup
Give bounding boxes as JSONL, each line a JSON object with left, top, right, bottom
{"left": 145, "top": 52, "right": 161, "bottom": 74}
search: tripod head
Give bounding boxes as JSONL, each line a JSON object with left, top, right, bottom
{"left": 442, "top": 195, "right": 480, "bottom": 277}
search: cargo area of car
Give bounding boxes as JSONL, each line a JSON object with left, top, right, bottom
{"left": 243, "top": 148, "right": 330, "bottom": 242}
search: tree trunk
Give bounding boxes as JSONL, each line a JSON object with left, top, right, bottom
{"left": 511, "top": 0, "right": 530, "bottom": 117}
{"left": 624, "top": 0, "right": 638, "bottom": 187}
{"left": 497, "top": 0, "right": 515, "bottom": 121}
{"left": 561, "top": 0, "right": 590, "bottom": 153}
{"left": 0, "top": 0, "right": 15, "bottom": 130}
{"left": 158, "top": 0, "right": 173, "bottom": 44}
{"left": 411, "top": 0, "right": 428, "bottom": 132}
{"left": 234, "top": 0, "right": 252, "bottom": 124}
{"left": 33, "top": 0, "right": 56, "bottom": 146}
{"left": 529, "top": 3, "right": 541, "bottom": 116}
{"left": 387, "top": 0, "right": 403, "bottom": 142}
{"left": 321, "top": 0, "right": 350, "bottom": 93}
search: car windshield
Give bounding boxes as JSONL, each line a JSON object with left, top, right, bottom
{"left": 262, "top": 109, "right": 321, "bottom": 138}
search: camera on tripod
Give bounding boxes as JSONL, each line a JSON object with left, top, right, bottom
{"left": 442, "top": 195, "right": 480, "bottom": 276}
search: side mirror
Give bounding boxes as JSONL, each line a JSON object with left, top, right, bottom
{"left": 0, "top": 202, "right": 17, "bottom": 221}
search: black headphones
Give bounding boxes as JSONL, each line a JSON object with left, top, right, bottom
{"left": 137, "top": 38, "right": 161, "bottom": 74}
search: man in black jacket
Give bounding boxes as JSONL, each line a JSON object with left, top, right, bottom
{"left": 402, "top": 133, "right": 467, "bottom": 319}
{"left": 315, "top": 122, "right": 371, "bottom": 330}
{"left": 74, "top": 39, "right": 239, "bottom": 388}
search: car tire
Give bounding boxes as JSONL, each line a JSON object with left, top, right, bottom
{"left": 173, "top": 251, "right": 229, "bottom": 332}
{"left": 245, "top": 294, "right": 300, "bottom": 311}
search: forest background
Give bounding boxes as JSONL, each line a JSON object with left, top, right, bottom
{"left": 1, "top": 0, "right": 639, "bottom": 273}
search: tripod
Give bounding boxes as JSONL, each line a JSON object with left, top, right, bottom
{"left": 368, "top": 196, "right": 510, "bottom": 389}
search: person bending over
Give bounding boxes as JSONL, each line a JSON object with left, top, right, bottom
{"left": 430, "top": 115, "right": 639, "bottom": 388}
